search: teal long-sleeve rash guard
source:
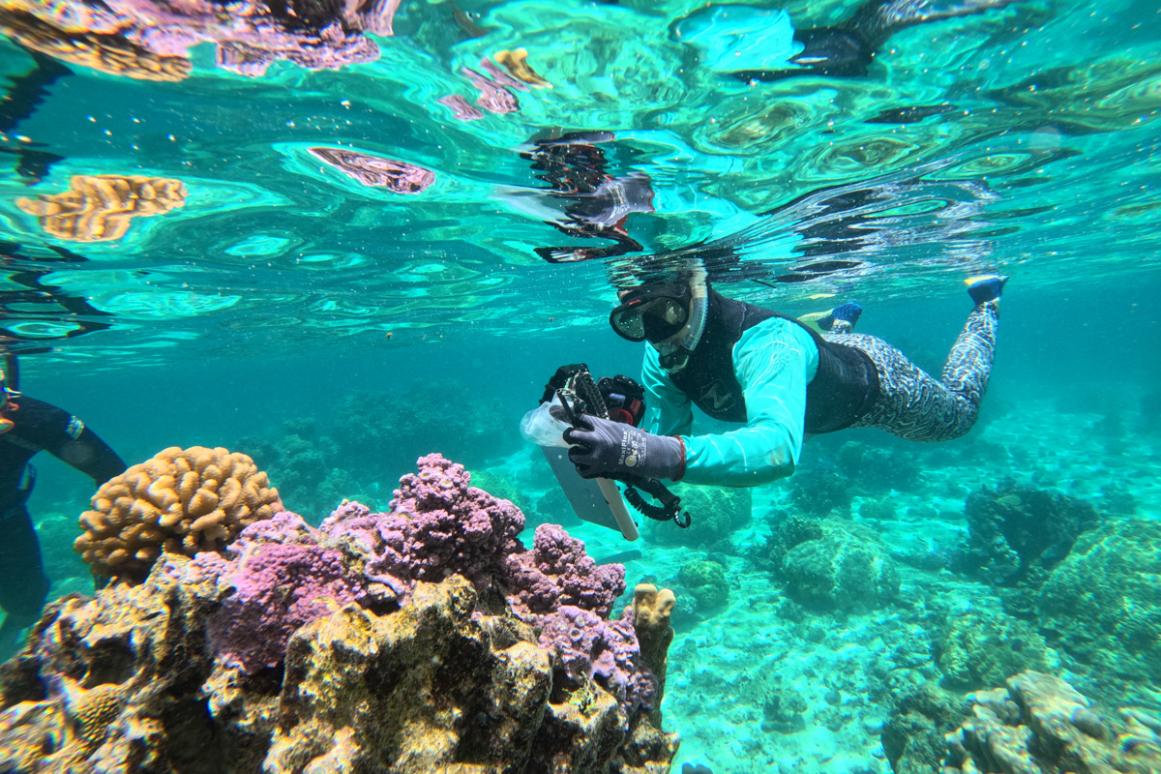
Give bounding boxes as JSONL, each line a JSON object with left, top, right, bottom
{"left": 640, "top": 317, "right": 819, "bottom": 487}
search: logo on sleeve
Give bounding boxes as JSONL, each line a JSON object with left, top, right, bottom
{"left": 66, "top": 416, "right": 85, "bottom": 440}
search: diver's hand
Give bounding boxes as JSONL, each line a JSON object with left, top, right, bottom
{"left": 564, "top": 414, "right": 684, "bottom": 481}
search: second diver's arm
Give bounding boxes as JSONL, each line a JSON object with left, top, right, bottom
{"left": 678, "top": 319, "right": 818, "bottom": 487}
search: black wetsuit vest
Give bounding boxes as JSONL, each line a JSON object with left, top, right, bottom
{"left": 668, "top": 291, "right": 879, "bottom": 433}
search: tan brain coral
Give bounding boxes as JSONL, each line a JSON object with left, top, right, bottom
{"left": 16, "top": 174, "right": 187, "bottom": 242}
{"left": 76, "top": 446, "right": 282, "bottom": 582}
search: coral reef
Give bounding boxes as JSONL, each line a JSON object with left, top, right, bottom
{"left": 0, "top": 455, "right": 678, "bottom": 772}
{"left": 787, "top": 468, "right": 855, "bottom": 518}
{"left": 75, "top": 446, "right": 282, "bottom": 582}
{"left": 16, "top": 174, "right": 187, "bottom": 242}
{"left": 308, "top": 147, "right": 435, "bottom": 194}
{"left": 1037, "top": 519, "right": 1161, "bottom": 698}
{"left": 7, "top": 0, "right": 401, "bottom": 78}
{"left": 944, "top": 671, "right": 1161, "bottom": 773}
{"left": 936, "top": 609, "right": 1052, "bottom": 690}
{"left": 0, "top": 6, "right": 191, "bottom": 81}
{"left": 763, "top": 515, "right": 899, "bottom": 612}
{"left": 954, "top": 480, "right": 1099, "bottom": 586}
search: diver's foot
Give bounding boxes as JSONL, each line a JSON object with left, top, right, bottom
{"left": 965, "top": 274, "right": 1008, "bottom": 306}
{"left": 819, "top": 301, "right": 863, "bottom": 332}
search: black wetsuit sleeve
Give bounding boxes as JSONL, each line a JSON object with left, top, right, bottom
{"left": 11, "top": 396, "right": 126, "bottom": 486}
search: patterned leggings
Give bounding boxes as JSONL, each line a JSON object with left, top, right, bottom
{"left": 823, "top": 303, "right": 1000, "bottom": 441}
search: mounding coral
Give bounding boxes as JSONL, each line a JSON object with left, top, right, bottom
{"left": 936, "top": 609, "right": 1052, "bottom": 691}
{"left": 762, "top": 515, "right": 899, "bottom": 612}
{"left": 75, "top": 445, "right": 283, "bottom": 582}
{"left": 1, "top": 454, "right": 678, "bottom": 772}
{"left": 1036, "top": 519, "right": 1161, "bottom": 697}
{"left": 644, "top": 483, "right": 751, "bottom": 548}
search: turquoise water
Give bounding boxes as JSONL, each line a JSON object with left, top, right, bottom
{"left": 2, "top": 0, "right": 1160, "bottom": 771}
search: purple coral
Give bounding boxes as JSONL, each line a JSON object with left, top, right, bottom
{"left": 504, "top": 524, "right": 626, "bottom": 618}
{"left": 309, "top": 147, "right": 436, "bottom": 194}
{"left": 539, "top": 605, "right": 656, "bottom": 710}
{"left": 196, "top": 513, "right": 365, "bottom": 673}
{"left": 57, "top": 0, "right": 402, "bottom": 77}
{"left": 320, "top": 454, "right": 525, "bottom": 592}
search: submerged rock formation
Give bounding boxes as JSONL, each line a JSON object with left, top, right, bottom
{"left": 0, "top": 454, "right": 678, "bottom": 773}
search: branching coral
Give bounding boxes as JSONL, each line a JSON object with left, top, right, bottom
{"left": 75, "top": 446, "right": 282, "bottom": 581}
{"left": 16, "top": 174, "right": 187, "bottom": 242}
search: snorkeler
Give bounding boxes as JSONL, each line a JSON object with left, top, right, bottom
{"left": 674, "top": 0, "right": 1019, "bottom": 81}
{"left": 563, "top": 265, "right": 1006, "bottom": 486}
{"left": 0, "top": 356, "right": 125, "bottom": 655}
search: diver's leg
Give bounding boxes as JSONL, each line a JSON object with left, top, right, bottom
{"left": 827, "top": 332, "right": 980, "bottom": 441}
{"left": 0, "top": 502, "right": 50, "bottom": 656}
{"left": 939, "top": 300, "right": 999, "bottom": 413}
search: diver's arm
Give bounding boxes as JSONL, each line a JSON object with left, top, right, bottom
{"left": 679, "top": 319, "right": 817, "bottom": 487}
{"left": 19, "top": 397, "right": 126, "bottom": 486}
{"left": 640, "top": 347, "right": 693, "bottom": 437}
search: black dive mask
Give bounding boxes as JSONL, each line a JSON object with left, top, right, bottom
{"left": 609, "top": 282, "right": 691, "bottom": 343}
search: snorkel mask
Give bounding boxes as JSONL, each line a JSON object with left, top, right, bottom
{"left": 610, "top": 265, "right": 708, "bottom": 372}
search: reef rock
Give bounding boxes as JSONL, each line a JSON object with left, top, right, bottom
{"left": 955, "top": 481, "right": 1099, "bottom": 586}
{"left": 0, "top": 455, "right": 678, "bottom": 773}
{"left": 882, "top": 681, "right": 965, "bottom": 774}
{"left": 944, "top": 671, "right": 1161, "bottom": 773}
{"left": 764, "top": 515, "right": 899, "bottom": 612}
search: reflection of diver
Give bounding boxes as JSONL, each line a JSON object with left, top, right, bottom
{"left": 520, "top": 132, "right": 655, "bottom": 263}
{"left": 0, "top": 241, "right": 113, "bottom": 343}
{"left": 675, "top": 0, "right": 1017, "bottom": 81}
{"left": 0, "top": 52, "right": 70, "bottom": 183}
{"left": 0, "top": 355, "right": 126, "bottom": 656}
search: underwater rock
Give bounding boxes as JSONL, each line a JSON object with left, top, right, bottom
{"left": 674, "top": 559, "right": 730, "bottom": 619}
{"left": 954, "top": 480, "right": 1099, "bottom": 586}
{"left": 935, "top": 609, "right": 1052, "bottom": 691}
{"left": 763, "top": 515, "right": 899, "bottom": 612}
{"left": 944, "top": 671, "right": 1161, "bottom": 773}
{"left": 0, "top": 455, "right": 678, "bottom": 772}
{"left": 1036, "top": 519, "right": 1161, "bottom": 698}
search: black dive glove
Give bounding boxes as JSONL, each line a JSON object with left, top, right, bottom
{"left": 564, "top": 414, "right": 685, "bottom": 481}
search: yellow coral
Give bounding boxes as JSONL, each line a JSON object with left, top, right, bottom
{"left": 75, "top": 446, "right": 282, "bottom": 582}
{"left": 0, "top": 7, "right": 190, "bottom": 81}
{"left": 631, "top": 583, "right": 676, "bottom": 716}
{"left": 16, "top": 174, "right": 187, "bottom": 242}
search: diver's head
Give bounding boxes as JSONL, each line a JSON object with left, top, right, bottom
{"left": 610, "top": 264, "right": 709, "bottom": 372}
{"left": 0, "top": 369, "right": 13, "bottom": 435}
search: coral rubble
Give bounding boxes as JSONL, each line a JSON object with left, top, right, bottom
{"left": 1, "top": 454, "right": 678, "bottom": 772}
